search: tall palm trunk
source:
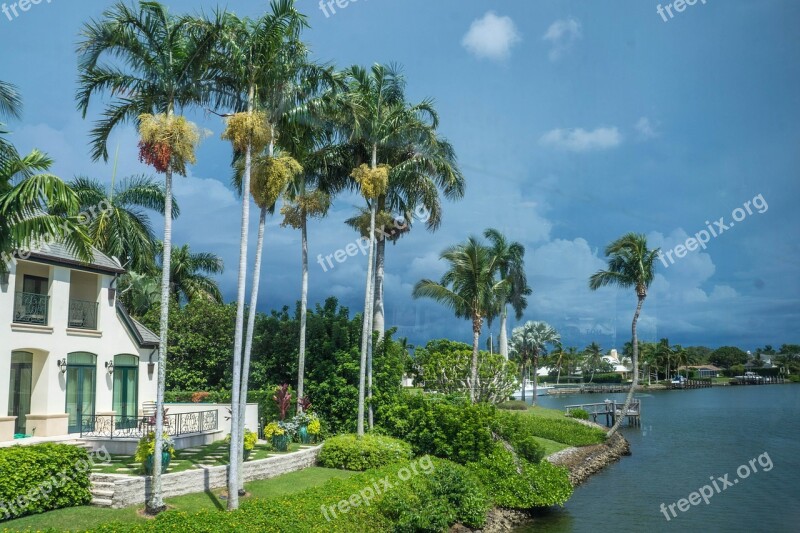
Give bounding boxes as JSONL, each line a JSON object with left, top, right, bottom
{"left": 531, "top": 350, "right": 539, "bottom": 406}
{"left": 237, "top": 205, "right": 266, "bottom": 493}
{"left": 470, "top": 315, "right": 481, "bottom": 403}
{"left": 296, "top": 210, "right": 309, "bottom": 413}
{"left": 228, "top": 90, "right": 255, "bottom": 510}
{"left": 520, "top": 358, "right": 527, "bottom": 402}
{"left": 148, "top": 105, "right": 174, "bottom": 516}
{"left": 498, "top": 305, "right": 509, "bottom": 358}
{"left": 357, "top": 144, "right": 379, "bottom": 436}
{"left": 373, "top": 229, "right": 386, "bottom": 338}
{"left": 608, "top": 294, "right": 645, "bottom": 437}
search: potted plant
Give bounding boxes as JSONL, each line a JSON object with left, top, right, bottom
{"left": 307, "top": 415, "right": 321, "bottom": 444}
{"left": 135, "top": 431, "right": 174, "bottom": 475}
{"left": 264, "top": 422, "right": 289, "bottom": 452}
{"left": 226, "top": 429, "right": 258, "bottom": 461}
{"left": 293, "top": 412, "right": 312, "bottom": 444}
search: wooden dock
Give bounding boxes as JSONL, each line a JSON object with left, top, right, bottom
{"left": 731, "top": 375, "right": 787, "bottom": 386}
{"left": 549, "top": 384, "right": 631, "bottom": 395}
{"left": 668, "top": 379, "right": 712, "bottom": 390}
{"left": 565, "top": 399, "right": 641, "bottom": 428}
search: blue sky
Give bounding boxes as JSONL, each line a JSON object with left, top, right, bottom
{"left": 1, "top": 0, "right": 798, "bottom": 351}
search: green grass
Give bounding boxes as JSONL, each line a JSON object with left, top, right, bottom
{"left": 91, "top": 440, "right": 306, "bottom": 475}
{"left": 2, "top": 467, "right": 354, "bottom": 532}
{"left": 530, "top": 436, "right": 569, "bottom": 456}
{"left": 506, "top": 405, "right": 607, "bottom": 449}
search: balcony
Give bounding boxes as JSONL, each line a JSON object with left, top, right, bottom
{"left": 68, "top": 299, "right": 99, "bottom": 330}
{"left": 13, "top": 292, "right": 50, "bottom": 326}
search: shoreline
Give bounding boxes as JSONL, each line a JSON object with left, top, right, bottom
{"left": 453, "top": 425, "right": 631, "bottom": 532}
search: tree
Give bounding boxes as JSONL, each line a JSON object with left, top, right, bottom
{"left": 159, "top": 244, "right": 223, "bottom": 304}
{"left": 1, "top": 150, "right": 93, "bottom": 270}
{"left": 70, "top": 175, "right": 177, "bottom": 272}
{"left": 413, "top": 236, "right": 507, "bottom": 403}
{"left": 0, "top": 80, "right": 22, "bottom": 167}
{"left": 413, "top": 339, "right": 517, "bottom": 403}
{"left": 336, "top": 63, "right": 439, "bottom": 431}
{"left": 77, "top": 2, "right": 219, "bottom": 512}
{"left": 589, "top": 233, "right": 658, "bottom": 437}
{"left": 511, "top": 322, "right": 560, "bottom": 404}
{"left": 484, "top": 228, "right": 531, "bottom": 359}
{"left": 709, "top": 346, "right": 748, "bottom": 369}
{"left": 582, "top": 342, "right": 605, "bottom": 383}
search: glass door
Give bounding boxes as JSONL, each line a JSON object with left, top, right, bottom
{"left": 112, "top": 356, "right": 138, "bottom": 429}
{"left": 65, "top": 352, "right": 96, "bottom": 433}
{"left": 8, "top": 352, "right": 33, "bottom": 435}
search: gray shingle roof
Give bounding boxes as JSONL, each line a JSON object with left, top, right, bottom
{"left": 116, "top": 302, "right": 160, "bottom": 348}
{"left": 19, "top": 242, "right": 125, "bottom": 274}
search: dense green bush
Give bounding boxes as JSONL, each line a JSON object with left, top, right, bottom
{"left": 495, "top": 411, "right": 605, "bottom": 447}
{"left": 567, "top": 408, "right": 589, "bottom": 420}
{"left": 318, "top": 434, "right": 413, "bottom": 471}
{"left": 468, "top": 445, "right": 573, "bottom": 509}
{"left": 0, "top": 444, "right": 93, "bottom": 521}
{"left": 377, "top": 393, "right": 497, "bottom": 464}
{"left": 497, "top": 400, "right": 529, "bottom": 410}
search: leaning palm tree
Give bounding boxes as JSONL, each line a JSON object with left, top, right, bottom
{"left": 511, "top": 321, "right": 560, "bottom": 404}
{"left": 485, "top": 228, "right": 532, "bottom": 359}
{"left": 589, "top": 233, "right": 659, "bottom": 437}
{"left": 159, "top": 244, "right": 223, "bottom": 304}
{"left": 70, "top": 175, "right": 178, "bottom": 273}
{"left": 76, "top": 2, "right": 220, "bottom": 513}
{"left": 413, "top": 236, "right": 507, "bottom": 403}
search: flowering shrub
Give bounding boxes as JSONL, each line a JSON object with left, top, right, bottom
{"left": 263, "top": 422, "right": 285, "bottom": 439}
{"left": 134, "top": 432, "right": 174, "bottom": 464}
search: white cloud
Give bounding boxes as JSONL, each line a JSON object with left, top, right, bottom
{"left": 635, "top": 117, "right": 659, "bottom": 140}
{"left": 462, "top": 12, "right": 521, "bottom": 61}
{"left": 542, "top": 18, "right": 582, "bottom": 62}
{"left": 540, "top": 127, "right": 622, "bottom": 152}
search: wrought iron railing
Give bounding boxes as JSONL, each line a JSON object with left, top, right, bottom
{"left": 68, "top": 298, "right": 99, "bottom": 330}
{"left": 79, "top": 409, "right": 219, "bottom": 439}
{"left": 13, "top": 292, "right": 49, "bottom": 325}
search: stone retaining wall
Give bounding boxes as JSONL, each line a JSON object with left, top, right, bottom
{"left": 91, "top": 445, "right": 321, "bottom": 508}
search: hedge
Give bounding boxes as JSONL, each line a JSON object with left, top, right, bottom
{"left": 0, "top": 444, "right": 93, "bottom": 522}
{"left": 91, "top": 458, "right": 490, "bottom": 532}
{"left": 496, "top": 411, "right": 606, "bottom": 447}
{"left": 318, "top": 434, "right": 413, "bottom": 471}
{"left": 587, "top": 373, "right": 623, "bottom": 384}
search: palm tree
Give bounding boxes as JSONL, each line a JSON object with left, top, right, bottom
{"left": 118, "top": 271, "right": 160, "bottom": 317}
{"left": 336, "top": 63, "right": 445, "bottom": 430}
{"left": 511, "top": 321, "right": 560, "bottom": 404}
{"left": 484, "top": 228, "right": 532, "bottom": 359}
{"left": 70, "top": 175, "right": 177, "bottom": 272}
{"left": 279, "top": 119, "right": 337, "bottom": 415}
{"left": 212, "top": 4, "right": 310, "bottom": 504}
{"left": 583, "top": 342, "right": 604, "bottom": 383}
{"left": 589, "top": 233, "right": 659, "bottom": 437}
{"left": 159, "top": 243, "right": 223, "bottom": 304}
{"left": 77, "top": 2, "right": 220, "bottom": 512}
{"left": 0, "top": 80, "right": 22, "bottom": 167}
{"left": 0, "top": 150, "right": 93, "bottom": 269}
{"left": 413, "top": 236, "right": 506, "bottom": 403}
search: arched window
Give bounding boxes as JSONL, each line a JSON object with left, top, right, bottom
{"left": 114, "top": 354, "right": 139, "bottom": 367}
{"left": 67, "top": 352, "right": 97, "bottom": 366}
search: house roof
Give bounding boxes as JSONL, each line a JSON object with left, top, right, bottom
{"left": 17, "top": 242, "right": 125, "bottom": 275}
{"left": 116, "top": 302, "right": 159, "bottom": 348}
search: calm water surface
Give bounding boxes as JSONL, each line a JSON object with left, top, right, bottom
{"left": 516, "top": 385, "right": 800, "bottom": 533}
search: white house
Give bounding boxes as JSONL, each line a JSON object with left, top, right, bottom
{"left": 0, "top": 243, "right": 159, "bottom": 443}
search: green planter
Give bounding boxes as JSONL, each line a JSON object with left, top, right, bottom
{"left": 298, "top": 425, "right": 311, "bottom": 445}
{"left": 144, "top": 452, "right": 171, "bottom": 475}
{"left": 272, "top": 434, "right": 290, "bottom": 452}
{"left": 243, "top": 448, "right": 252, "bottom": 461}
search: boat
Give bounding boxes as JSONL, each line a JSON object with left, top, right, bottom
{"left": 511, "top": 384, "right": 554, "bottom": 398}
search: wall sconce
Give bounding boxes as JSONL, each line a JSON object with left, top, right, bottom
{"left": 105, "top": 361, "right": 114, "bottom": 375}
{"left": 56, "top": 359, "right": 67, "bottom": 374}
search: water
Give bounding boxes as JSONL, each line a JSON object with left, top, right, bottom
{"left": 515, "top": 385, "right": 800, "bottom": 533}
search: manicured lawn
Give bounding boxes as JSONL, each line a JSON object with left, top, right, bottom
{"left": 2, "top": 467, "right": 354, "bottom": 532}
{"left": 91, "top": 440, "right": 307, "bottom": 475}
{"left": 531, "top": 436, "right": 570, "bottom": 456}
{"left": 512, "top": 404, "right": 608, "bottom": 449}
